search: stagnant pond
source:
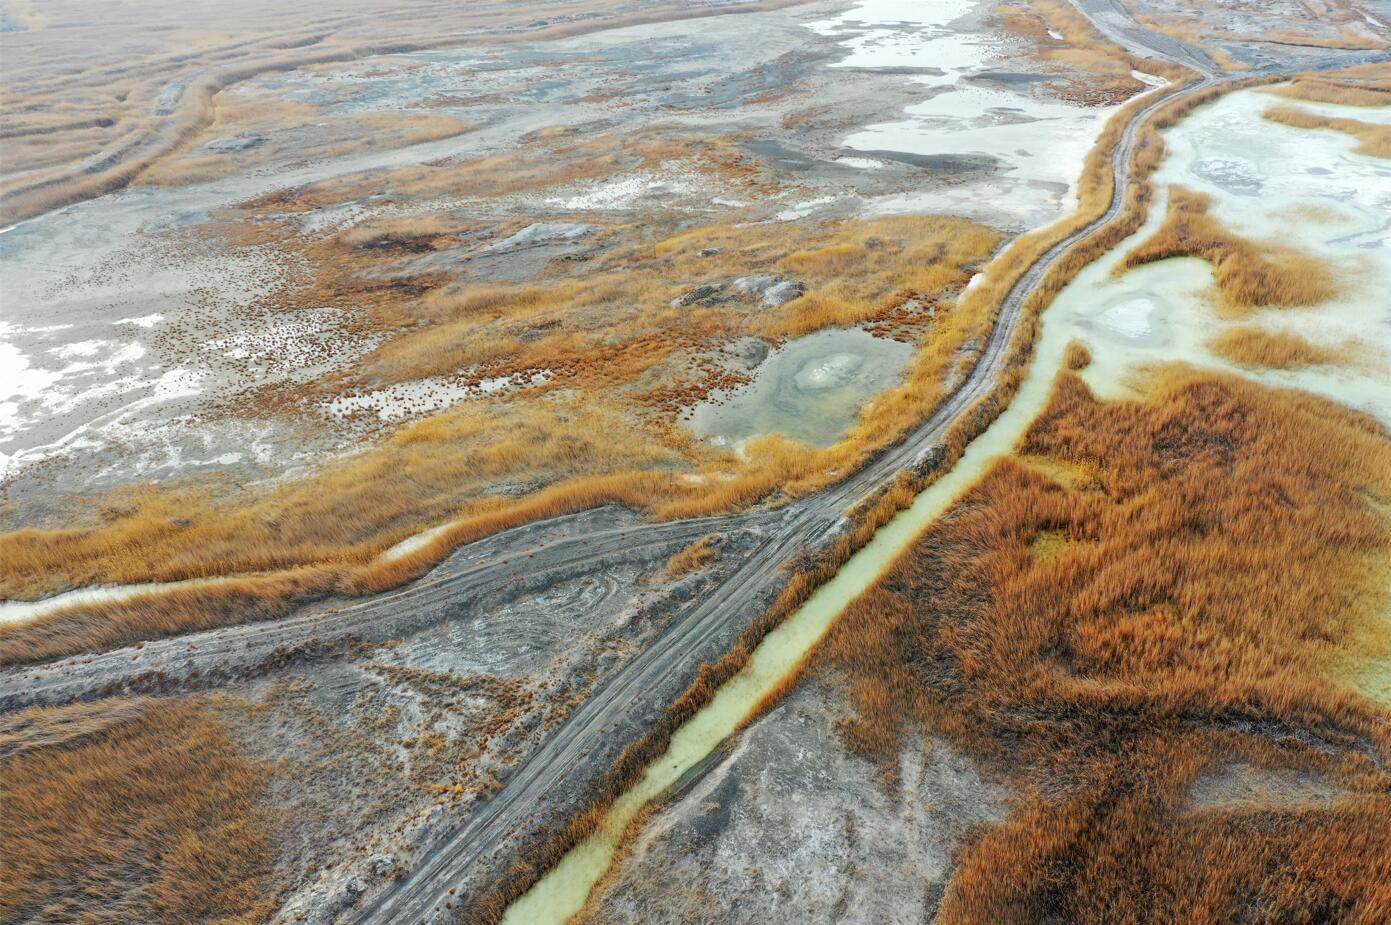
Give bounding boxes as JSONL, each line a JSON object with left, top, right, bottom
{"left": 500, "top": 83, "right": 1391, "bottom": 924}
{"left": 687, "top": 328, "right": 915, "bottom": 448}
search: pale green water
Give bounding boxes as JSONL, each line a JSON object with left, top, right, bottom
{"left": 500, "top": 85, "right": 1391, "bottom": 924}
{"left": 688, "top": 328, "right": 916, "bottom": 449}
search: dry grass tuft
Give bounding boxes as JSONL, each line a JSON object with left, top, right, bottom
{"left": 1063, "top": 340, "right": 1092, "bottom": 370}
{"left": 0, "top": 698, "right": 273, "bottom": 925}
{"left": 1209, "top": 326, "right": 1346, "bottom": 370}
{"left": 664, "top": 534, "right": 720, "bottom": 578}
{"left": 1121, "top": 186, "right": 1338, "bottom": 312}
{"left": 1263, "top": 104, "right": 1391, "bottom": 159}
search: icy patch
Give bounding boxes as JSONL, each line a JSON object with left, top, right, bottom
{"left": 808, "top": 0, "right": 985, "bottom": 82}
{"left": 1094, "top": 297, "right": 1159, "bottom": 341}
{"left": 548, "top": 171, "right": 699, "bottom": 211}
{"left": 113, "top": 313, "right": 165, "bottom": 329}
{"left": 775, "top": 195, "right": 839, "bottom": 221}
{"left": 379, "top": 522, "right": 454, "bottom": 562}
{"left": 836, "top": 156, "right": 886, "bottom": 169}
{"left": 483, "top": 222, "right": 595, "bottom": 253}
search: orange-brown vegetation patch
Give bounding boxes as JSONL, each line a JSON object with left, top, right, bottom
{"left": 1120, "top": 186, "right": 1338, "bottom": 312}
{"left": 0, "top": 698, "right": 273, "bottom": 925}
{"left": 139, "top": 96, "right": 475, "bottom": 188}
{"left": 1263, "top": 103, "right": 1391, "bottom": 159}
{"left": 1270, "top": 74, "right": 1391, "bottom": 108}
{"left": 664, "top": 534, "right": 721, "bottom": 578}
{"left": 0, "top": 567, "right": 341, "bottom": 667}
{"left": 808, "top": 367, "right": 1391, "bottom": 922}
{"left": 1063, "top": 339, "right": 1092, "bottom": 370}
{"left": 1209, "top": 326, "right": 1346, "bottom": 370}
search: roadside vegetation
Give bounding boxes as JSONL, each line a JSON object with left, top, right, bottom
{"left": 810, "top": 367, "right": 1391, "bottom": 923}
{"left": 1120, "top": 186, "right": 1337, "bottom": 312}
{"left": 0, "top": 698, "right": 273, "bottom": 925}
{"left": 664, "top": 535, "right": 721, "bottom": 579}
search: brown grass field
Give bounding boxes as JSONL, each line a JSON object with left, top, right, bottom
{"left": 0, "top": 698, "right": 273, "bottom": 925}
{"left": 664, "top": 534, "right": 721, "bottom": 579}
{"left": 1270, "top": 73, "right": 1391, "bottom": 107}
{"left": 1120, "top": 186, "right": 1338, "bottom": 312}
{"left": 802, "top": 366, "right": 1391, "bottom": 923}
{"left": 1209, "top": 326, "right": 1346, "bottom": 370}
{"left": 1263, "top": 104, "right": 1391, "bottom": 159}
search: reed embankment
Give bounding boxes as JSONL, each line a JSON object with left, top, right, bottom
{"left": 1262, "top": 103, "right": 1391, "bottom": 159}
{"left": 0, "top": 698, "right": 273, "bottom": 925}
{"left": 809, "top": 367, "right": 1391, "bottom": 923}
{"left": 1120, "top": 186, "right": 1338, "bottom": 312}
{"left": 0, "top": 567, "right": 341, "bottom": 667}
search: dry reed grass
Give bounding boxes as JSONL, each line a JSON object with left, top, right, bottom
{"left": 1209, "top": 326, "right": 1344, "bottom": 370}
{"left": 1270, "top": 76, "right": 1391, "bottom": 107}
{"left": 0, "top": 698, "right": 273, "bottom": 925}
{"left": 0, "top": 567, "right": 341, "bottom": 667}
{"left": 664, "top": 534, "right": 720, "bottom": 578}
{"left": 807, "top": 367, "right": 1391, "bottom": 922}
{"left": 1263, "top": 104, "right": 1391, "bottom": 159}
{"left": 1120, "top": 186, "right": 1338, "bottom": 312}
